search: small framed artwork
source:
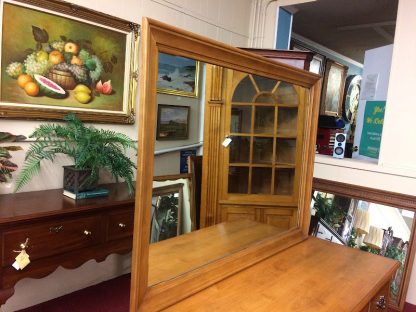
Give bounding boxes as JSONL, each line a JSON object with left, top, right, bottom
{"left": 320, "top": 60, "right": 348, "bottom": 117}
{"left": 156, "top": 104, "right": 190, "bottom": 140}
{"left": 0, "top": 0, "right": 139, "bottom": 124}
{"left": 150, "top": 183, "right": 184, "bottom": 243}
{"left": 157, "top": 52, "right": 199, "bottom": 97}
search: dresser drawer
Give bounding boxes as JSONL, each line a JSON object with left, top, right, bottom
{"left": 369, "top": 281, "right": 389, "bottom": 311}
{"left": 107, "top": 208, "right": 134, "bottom": 241}
{"left": 2, "top": 215, "right": 103, "bottom": 266}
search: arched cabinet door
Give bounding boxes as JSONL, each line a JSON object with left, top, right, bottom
{"left": 201, "top": 66, "right": 310, "bottom": 232}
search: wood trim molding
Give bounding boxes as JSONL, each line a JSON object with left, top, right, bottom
{"left": 199, "top": 65, "right": 223, "bottom": 227}
{"left": 313, "top": 177, "right": 416, "bottom": 311}
{"left": 313, "top": 178, "right": 416, "bottom": 212}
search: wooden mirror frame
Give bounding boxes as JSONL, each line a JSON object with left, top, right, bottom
{"left": 130, "top": 17, "right": 322, "bottom": 311}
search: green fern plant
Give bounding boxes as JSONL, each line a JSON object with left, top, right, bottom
{"left": 0, "top": 132, "right": 26, "bottom": 183}
{"left": 14, "top": 114, "right": 137, "bottom": 193}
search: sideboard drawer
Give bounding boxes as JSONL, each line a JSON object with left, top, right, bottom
{"left": 2, "top": 215, "right": 103, "bottom": 266}
{"left": 107, "top": 209, "right": 134, "bottom": 241}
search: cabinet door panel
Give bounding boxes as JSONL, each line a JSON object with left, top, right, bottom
{"left": 261, "top": 208, "right": 297, "bottom": 231}
{"left": 221, "top": 206, "right": 256, "bottom": 222}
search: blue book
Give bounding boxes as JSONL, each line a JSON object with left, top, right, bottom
{"left": 63, "top": 188, "right": 109, "bottom": 200}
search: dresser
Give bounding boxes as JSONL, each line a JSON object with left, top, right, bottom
{"left": 0, "top": 183, "right": 134, "bottom": 305}
{"left": 164, "top": 237, "right": 399, "bottom": 312}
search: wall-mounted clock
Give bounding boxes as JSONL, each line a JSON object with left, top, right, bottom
{"left": 342, "top": 75, "right": 362, "bottom": 124}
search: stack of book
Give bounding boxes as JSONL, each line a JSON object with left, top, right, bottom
{"left": 63, "top": 188, "right": 109, "bottom": 200}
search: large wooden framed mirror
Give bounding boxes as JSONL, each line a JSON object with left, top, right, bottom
{"left": 131, "top": 17, "right": 321, "bottom": 311}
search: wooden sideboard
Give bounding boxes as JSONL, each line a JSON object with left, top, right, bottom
{"left": 0, "top": 183, "right": 134, "bottom": 305}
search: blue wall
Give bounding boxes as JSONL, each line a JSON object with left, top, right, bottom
{"left": 276, "top": 8, "right": 292, "bottom": 50}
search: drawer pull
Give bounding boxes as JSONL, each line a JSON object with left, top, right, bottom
{"left": 376, "top": 296, "right": 386, "bottom": 309}
{"left": 83, "top": 230, "right": 92, "bottom": 236}
{"left": 49, "top": 225, "right": 64, "bottom": 233}
{"left": 19, "top": 238, "right": 30, "bottom": 251}
{"left": 118, "top": 223, "right": 126, "bottom": 228}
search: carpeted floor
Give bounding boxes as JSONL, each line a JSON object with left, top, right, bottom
{"left": 18, "top": 274, "right": 130, "bottom": 312}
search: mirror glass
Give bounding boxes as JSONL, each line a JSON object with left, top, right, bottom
{"left": 147, "top": 51, "right": 307, "bottom": 286}
{"left": 310, "top": 190, "right": 415, "bottom": 307}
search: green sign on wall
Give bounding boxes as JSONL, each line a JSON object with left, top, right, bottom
{"left": 359, "top": 101, "right": 386, "bottom": 159}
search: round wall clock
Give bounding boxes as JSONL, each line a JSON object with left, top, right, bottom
{"left": 342, "top": 75, "right": 361, "bottom": 124}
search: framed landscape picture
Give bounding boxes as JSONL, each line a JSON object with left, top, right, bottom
{"left": 157, "top": 53, "right": 199, "bottom": 97}
{"left": 156, "top": 104, "right": 190, "bottom": 140}
{"left": 0, "top": 0, "right": 139, "bottom": 123}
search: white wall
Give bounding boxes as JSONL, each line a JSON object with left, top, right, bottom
{"left": 353, "top": 44, "right": 393, "bottom": 162}
{"left": 0, "top": 0, "right": 254, "bottom": 310}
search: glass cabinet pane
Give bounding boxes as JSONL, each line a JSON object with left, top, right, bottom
{"left": 253, "top": 75, "right": 278, "bottom": 92}
{"left": 232, "top": 76, "right": 257, "bottom": 102}
{"left": 228, "top": 167, "right": 249, "bottom": 193}
{"left": 254, "top": 94, "right": 274, "bottom": 104}
{"left": 252, "top": 137, "right": 273, "bottom": 164}
{"left": 275, "top": 82, "right": 299, "bottom": 105}
{"left": 251, "top": 167, "right": 272, "bottom": 194}
{"left": 254, "top": 106, "right": 275, "bottom": 134}
{"left": 230, "top": 136, "right": 250, "bottom": 163}
{"left": 276, "top": 139, "right": 296, "bottom": 165}
{"left": 274, "top": 168, "right": 294, "bottom": 195}
{"left": 277, "top": 107, "right": 298, "bottom": 136}
{"left": 231, "top": 106, "right": 252, "bottom": 133}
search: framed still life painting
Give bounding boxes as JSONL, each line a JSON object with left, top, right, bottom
{"left": 0, "top": 0, "right": 139, "bottom": 124}
{"left": 157, "top": 52, "right": 199, "bottom": 98}
{"left": 156, "top": 104, "right": 190, "bottom": 140}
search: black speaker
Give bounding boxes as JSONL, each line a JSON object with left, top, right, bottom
{"left": 332, "top": 133, "right": 346, "bottom": 158}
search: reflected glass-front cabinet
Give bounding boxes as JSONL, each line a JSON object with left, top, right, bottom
{"left": 226, "top": 71, "right": 305, "bottom": 199}
{"left": 201, "top": 58, "right": 316, "bottom": 232}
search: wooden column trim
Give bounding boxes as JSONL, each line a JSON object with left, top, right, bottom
{"left": 200, "top": 65, "right": 224, "bottom": 228}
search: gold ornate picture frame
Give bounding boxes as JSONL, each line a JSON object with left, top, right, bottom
{"left": 0, "top": 0, "right": 139, "bottom": 124}
{"left": 320, "top": 60, "right": 348, "bottom": 117}
{"left": 157, "top": 52, "right": 199, "bottom": 98}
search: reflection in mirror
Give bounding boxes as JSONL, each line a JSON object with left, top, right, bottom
{"left": 148, "top": 51, "right": 308, "bottom": 287}
{"left": 151, "top": 184, "right": 183, "bottom": 243}
{"left": 310, "top": 190, "right": 415, "bottom": 308}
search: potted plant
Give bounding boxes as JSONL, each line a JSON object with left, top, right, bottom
{"left": 14, "top": 113, "right": 136, "bottom": 194}
{"left": 0, "top": 132, "right": 26, "bottom": 184}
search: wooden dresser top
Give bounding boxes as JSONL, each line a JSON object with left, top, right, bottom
{"left": 0, "top": 183, "right": 134, "bottom": 224}
{"left": 165, "top": 237, "right": 399, "bottom": 312}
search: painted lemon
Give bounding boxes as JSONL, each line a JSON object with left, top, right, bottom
{"left": 74, "top": 84, "right": 91, "bottom": 94}
{"left": 74, "top": 91, "right": 91, "bottom": 104}
{"left": 36, "top": 51, "right": 49, "bottom": 62}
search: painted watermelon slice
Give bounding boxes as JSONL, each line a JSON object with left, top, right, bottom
{"left": 34, "top": 74, "right": 66, "bottom": 98}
